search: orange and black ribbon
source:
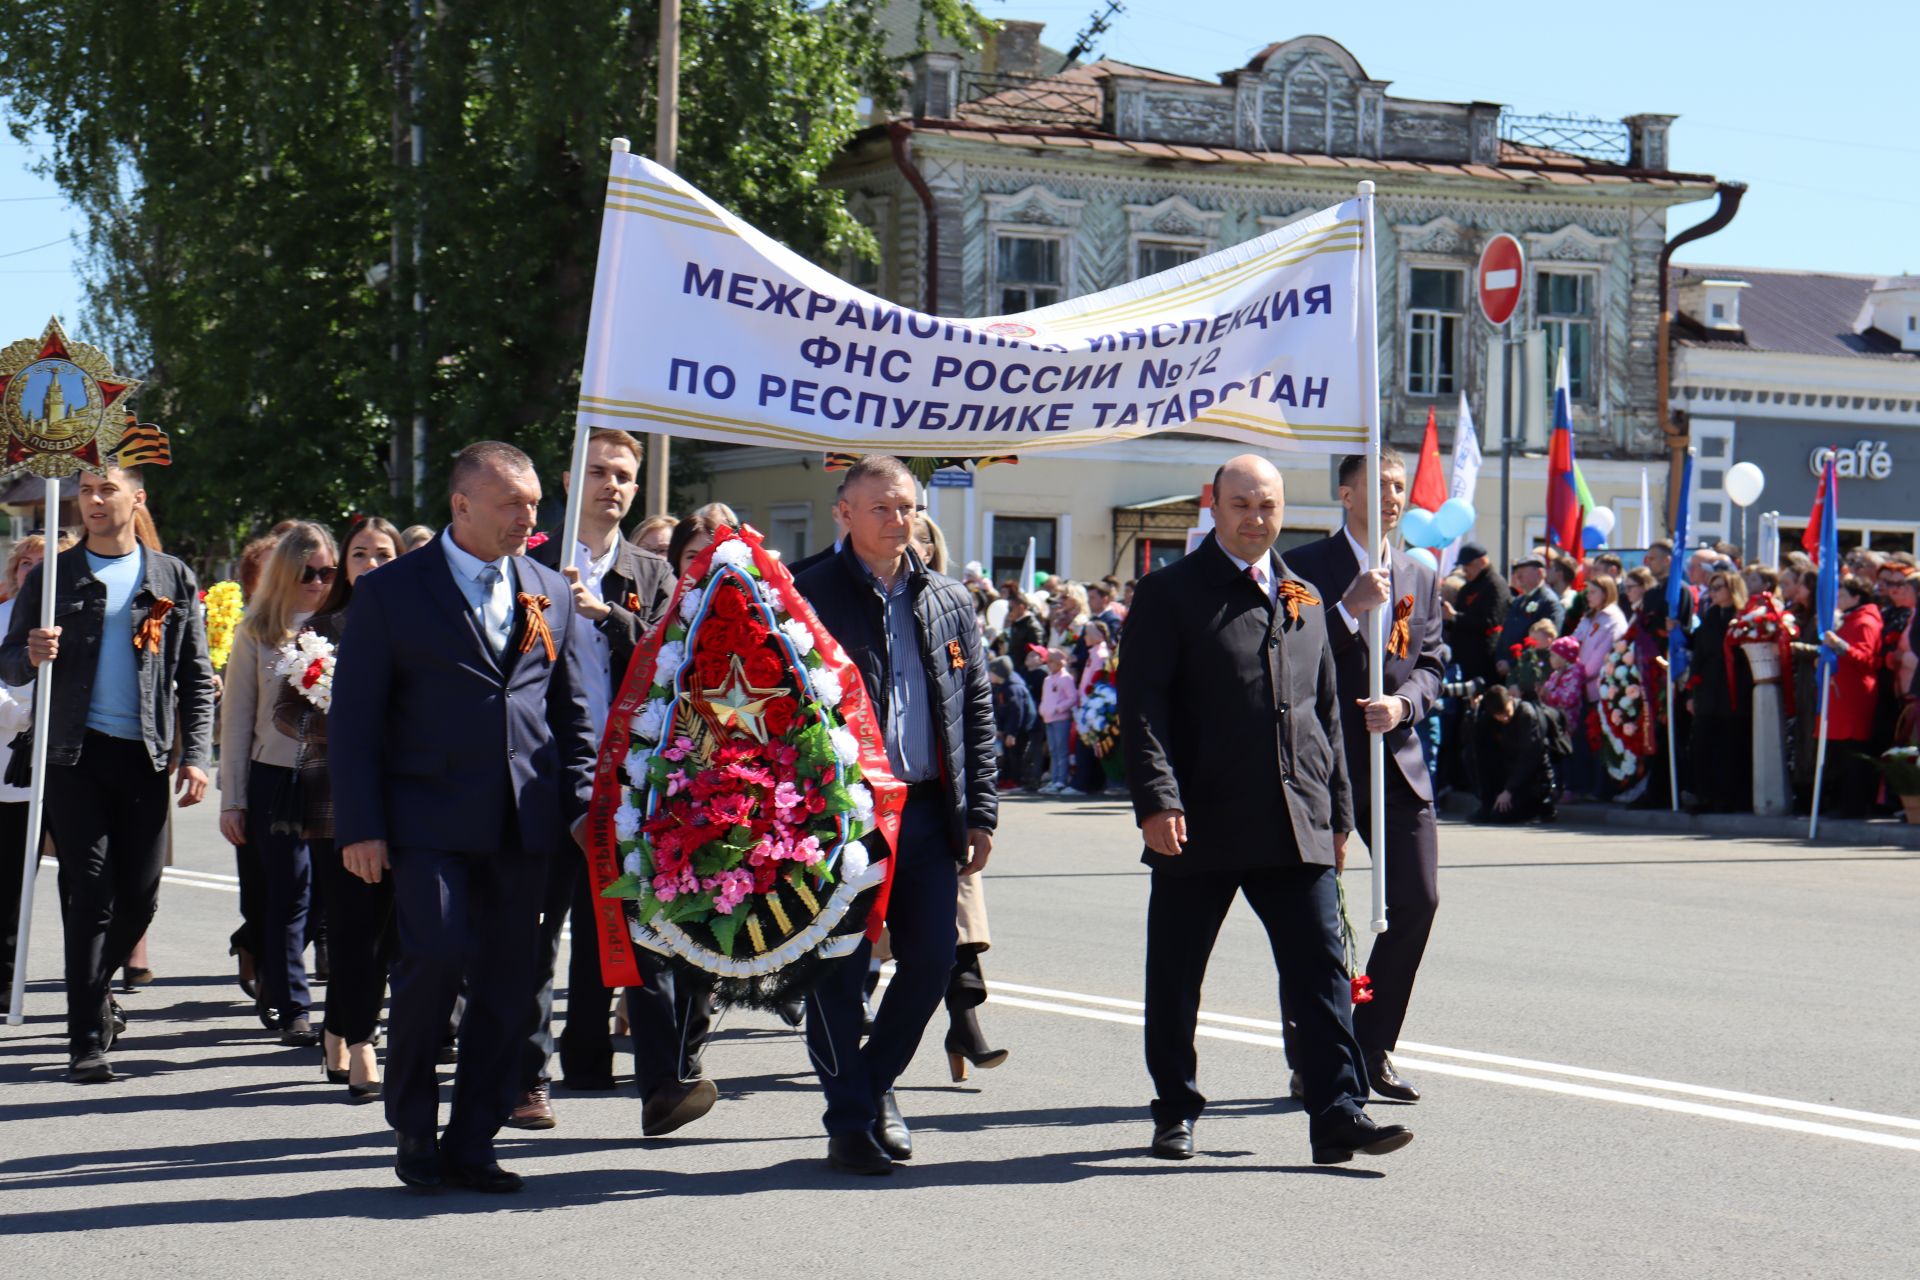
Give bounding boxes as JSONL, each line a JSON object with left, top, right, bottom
{"left": 1387, "top": 594, "right": 1415, "bottom": 659}
{"left": 1275, "top": 580, "right": 1320, "bottom": 624}
{"left": 517, "top": 593, "right": 556, "bottom": 662}
{"left": 625, "top": 592, "right": 642, "bottom": 614}
{"left": 947, "top": 639, "right": 967, "bottom": 670}
{"left": 134, "top": 598, "right": 174, "bottom": 652}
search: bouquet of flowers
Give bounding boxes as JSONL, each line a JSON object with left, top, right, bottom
{"left": 587, "top": 525, "right": 903, "bottom": 1006}
{"left": 1597, "top": 640, "right": 1652, "bottom": 781}
{"left": 273, "top": 630, "right": 336, "bottom": 711}
{"left": 203, "top": 580, "right": 244, "bottom": 671}
{"left": 1510, "top": 636, "right": 1553, "bottom": 697}
{"left": 1072, "top": 647, "right": 1123, "bottom": 779}
{"left": 1726, "top": 593, "right": 1799, "bottom": 709}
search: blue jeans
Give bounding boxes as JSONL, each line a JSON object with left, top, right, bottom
{"left": 1046, "top": 719, "right": 1072, "bottom": 787}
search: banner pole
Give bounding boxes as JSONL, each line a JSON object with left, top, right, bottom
{"left": 1666, "top": 660, "right": 1679, "bottom": 813}
{"left": 1357, "top": 180, "right": 1388, "bottom": 936}
{"left": 6, "top": 476, "right": 61, "bottom": 1026}
{"left": 1808, "top": 668, "right": 1832, "bottom": 841}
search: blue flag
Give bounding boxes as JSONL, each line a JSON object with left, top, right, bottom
{"left": 1816, "top": 456, "right": 1840, "bottom": 678}
{"left": 1666, "top": 450, "right": 1694, "bottom": 685}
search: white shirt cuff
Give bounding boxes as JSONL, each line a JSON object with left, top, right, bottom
{"left": 1335, "top": 602, "right": 1360, "bottom": 634}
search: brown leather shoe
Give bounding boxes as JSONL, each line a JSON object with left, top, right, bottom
{"left": 641, "top": 1077, "right": 718, "bottom": 1137}
{"left": 506, "top": 1082, "right": 556, "bottom": 1130}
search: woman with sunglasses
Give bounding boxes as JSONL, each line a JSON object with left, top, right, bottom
{"left": 218, "top": 522, "right": 337, "bottom": 1043}
{"left": 276, "top": 516, "right": 403, "bottom": 1099}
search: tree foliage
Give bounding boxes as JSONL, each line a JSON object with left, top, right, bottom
{"left": 0, "top": 1, "right": 977, "bottom": 563}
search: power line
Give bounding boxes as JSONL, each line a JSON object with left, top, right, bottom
{"left": 0, "top": 195, "right": 64, "bottom": 203}
{"left": 0, "top": 235, "right": 71, "bottom": 260}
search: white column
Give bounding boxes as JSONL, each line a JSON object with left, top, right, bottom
{"left": 1743, "top": 642, "right": 1790, "bottom": 817}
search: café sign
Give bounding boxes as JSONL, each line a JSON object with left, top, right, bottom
{"left": 1809, "top": 440, "right": 1893, "bottom": 480}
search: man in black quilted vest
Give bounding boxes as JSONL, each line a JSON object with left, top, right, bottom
{"left": 794, "top": 453, "right": 998, "bottom": 1176}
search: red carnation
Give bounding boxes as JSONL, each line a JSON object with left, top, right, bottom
{"left": 694, "top": 648, "right": 733, "bottom": 688}
{"left": 739, "top": 611, "right": 771, "bottom": 647}
{"left": 1350, "top": 975, "right": 1374, "bottom": 1005}
{"left": 742, "top": 647, "right": 786, "bottom": 689}
{"left": 762, "top": 696, "right": 800, "bottom": 738}
{"left": 302, "top": 658, "right": 327, "bottom": 690}
{"left": 701, "top": 616, "right": 747, "bottom": 655}
{"left": 711, "top": 584, "right": 750, "bottom": 621}
{"left": 751, "top": 858, "right": 780, "bottom": 894}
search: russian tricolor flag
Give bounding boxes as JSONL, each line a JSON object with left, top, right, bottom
{"left": 1545, "top": 346, "right": 1583, "bottom": 559}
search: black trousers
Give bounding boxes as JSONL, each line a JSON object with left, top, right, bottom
{"left": 45, "top": 732, "right": 170, "bottom": 1050}
{"left": 231, "top": 835, "right": 263, "bottom": 964}
{"left": 1145, "top": 862, "right": 1366, "bottom": 1137}
{"left": 385, "top": 844, "right": 544, "bottom": 1164}
{"left": 628, "top": 947, "right": 713, "bottom": 1100}
{"left": 247, "top": 763, "right": 311, "bottom": 1022}
{"left": 0, "top": 800, "right": 33, "bottom": 1008}
{"left": 311, "top": 838, "right": 393, "bottom": 1045}
{"left": 1348, "top": 786, "right": 1440, "bottom": 1060}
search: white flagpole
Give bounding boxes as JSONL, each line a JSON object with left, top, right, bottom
{"left": 1358, "top": 180, "right": 1388, "bottom": 936}
{"left": 1808, "top": 668, "right": 1833, "bottom": 841}
{"left": 1638, "top": 467, "right": 1653, "bottom": 548}
{"left": 1665, "top": 660, "right": 1680, "bottom": 814}
{"left": 1020, "top": 535, "right": 1037, "bottom": 595}
{"left": 6, "top": 476, "right": 61, "bottom": 1025}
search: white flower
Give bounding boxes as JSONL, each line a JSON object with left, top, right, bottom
{"left": 614, "top": 803, "right": 642, "bottom": 841}
{"left": 846, "top": 781, "right": 874, "bottom": 823}
{"left": 839, "top": 839, "right": 869, "bottom": 879}
{"left": 710, "top": 539, "right": 754, "bottom": 569}
{"left": 809, "top": 665, "right": 844, "bottom": 708}
{"left": 622, "top": 851, "right": 642, "bottom": 878}
{"left": 632, "top": 698, "right": 670, "bottom": 743}
{"left": 654, "top": 640, "right": 686, "bottom": 681}
{"left": 678, "top": 587, "right": 703, "bottom": 624}
{"left": 778, "top": 617, "right": 815, "bottom": 656}
{"left": 623, "top": 749, "right": 652, "bottom": 788}
{"left": 828, "top": 724, "right": 860, "bottom": 767}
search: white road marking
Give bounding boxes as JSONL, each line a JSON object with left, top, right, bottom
{"left": 985, "top": 980, "right": 1920, "bottom": 1153}
{"left": 161, "top": 869, "right": 238, "bottom": 893}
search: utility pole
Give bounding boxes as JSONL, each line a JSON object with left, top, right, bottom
{"left": 647, "top": 0, "right": 681, "bottom": 519}
{"left": 409, "top": 0, "right": 428, "bottom": 512}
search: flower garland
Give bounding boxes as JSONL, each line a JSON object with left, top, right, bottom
{"left": 1726, "top": 592, "right": 1799, "bottom": 712}
{"left": 1596, "top": 640, "right": 1650, "bottom": 782}
{"left": 1071, "top": 646, "right": 1123, "bottom": 779}
{"left": 273, "top": 630, "right": 336, "bottom": 711}
{"left": 203, "top": 580, "right": 244, "bottom": 671}
{"left": 587, "top": 525, "right": 904, "bottom": 1001}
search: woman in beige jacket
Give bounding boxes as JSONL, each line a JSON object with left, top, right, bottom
{"left": 219, "top": 523, "right": 335, "bottom": 1044}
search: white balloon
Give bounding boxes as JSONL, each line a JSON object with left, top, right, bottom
{"left": 986, "top": 599, "right": 1009, "bottom": 634}
{"left": 1405, "top": 547, "right": 1439, "bottom": 571}
{"left": 1725, "top": 461, "right": 1766, "bottom": 508}
{"left": 1587, "top": 507, "right": 1616, "bottom": 537}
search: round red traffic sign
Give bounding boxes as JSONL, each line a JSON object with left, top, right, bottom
{"left": 1476, "top": 234, "right": 1525, "bottom": 327}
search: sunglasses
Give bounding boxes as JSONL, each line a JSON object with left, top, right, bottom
{"left": 300, "top": 565, "right": 338, "bottom": 585}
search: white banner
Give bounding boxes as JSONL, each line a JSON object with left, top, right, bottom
{"left": 575, "top": 151, "right": 1376, "bottom": 458}
{"left": 1437, "top": 390, "right": 1484, "bottom": 576}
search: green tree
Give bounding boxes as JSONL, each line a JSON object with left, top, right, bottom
{"left": 0, "top": 1, "right": 977, "bottom": 564}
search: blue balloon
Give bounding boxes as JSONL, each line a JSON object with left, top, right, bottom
{"left": 1433, "top": 498, "right": 1476, "bottom": 542}
{"left": 1400, "top": 507, "right": 1437, "bottom": 548}
{"left": 1582, "top": 525, "right": 1607, "bottom": 551}
{"left": 1405, "top": 546, "right": 1439, "bottom": 571}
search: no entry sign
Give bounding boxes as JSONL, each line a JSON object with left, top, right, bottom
{"left": 1477, "top": 234, "right": 1525, "bottom": 328}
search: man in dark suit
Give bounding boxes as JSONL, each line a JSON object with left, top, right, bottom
{"left": 1448, "top": 542, "right": 1507, "bottom": 684}
{"left": 331, "top": 440, "right": 598, "bottom": 1194}
{"left": 1119, "top": 453, "right": 1411, "bottom": 1167}
{"left": 1285, "top": 450, "right": 1446, "bottom": 1105}
{"left": 1496, "top": 554, "right": 1565, "bottom": 670}
{"left": 509, "top": 428, "right": 704, "bottom": 1134}
{"left": 793, "top": 453, "right": 998, "bottom": 1176}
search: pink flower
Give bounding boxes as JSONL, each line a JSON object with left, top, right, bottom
{"left": 651, "top": 867, "right": 699, "bottom": 902}
{"left": 526, "top": 532, "right": 549, "bottom": 549}
{"left": 666, "top": 769, "right": 689, "bottom": 797}
{"left": 661, "top": 735, "right": 696, "bottom": 763}
{"left": 703, "top": 868, "right": 754, "bottom": 914}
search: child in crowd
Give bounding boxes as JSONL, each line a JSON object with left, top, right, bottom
{"left": 989, "top": 656, "right": 1040, "bottom": 792}
{"left": 1540, "top": 635, "right": 1586, "bottom": 803}
{"left": 1038, "top": 648, "right": 1079, "bottom": 795}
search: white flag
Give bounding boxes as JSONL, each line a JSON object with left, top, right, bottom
{"left": 1437, "top": 391, "right": 1485, "bottom": 576}
{"left": 1637, "top": 467, "right": 1653, "bottom": 548}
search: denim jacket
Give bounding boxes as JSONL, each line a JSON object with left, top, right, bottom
{"left": 0, "top": 545, "right": 215, "bottom": 773}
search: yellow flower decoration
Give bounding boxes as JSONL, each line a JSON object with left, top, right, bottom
{"left": 203, "top": 580, "right": 244, "bottom": 671}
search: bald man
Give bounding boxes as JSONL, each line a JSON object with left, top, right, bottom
{"left": 1118, "top": 454, "right": 1412, "bottom": 1167}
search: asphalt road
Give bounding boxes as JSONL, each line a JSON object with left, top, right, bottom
{"left": 3, "top": 795, "right": 1916, "bottom": 1279}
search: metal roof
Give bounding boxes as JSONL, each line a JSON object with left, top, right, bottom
{"left": 1671, "top": 266, "right": 1920, "bottom": 362}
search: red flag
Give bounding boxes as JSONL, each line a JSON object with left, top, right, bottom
{"left": 1408, "top": 407, "right": 1447, "bottom": 512}
{"left": 1802, "top": 460, "right": 1828, "bottom": 561}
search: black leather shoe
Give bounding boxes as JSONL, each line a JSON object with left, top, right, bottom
{"left": 1368, "top": 1053, "right": 1420, "bottom": 1103}
{"left": 1150, "top": 1119, "right": 1194, "bottom": 1160}
{"left": 826, "top": 1130, "right": 893, "bottom": 1176}
{"left": 642, "top": 1077, "right": 718, "bottom": 1137}
{"left": 442, "top": 1158, "right": 524, "bottom": 1193}
{"left": 68, "top": 1045, "right": 113, "bottom": 1084}
{"left": 395, "top": 1133, "right": 442, "bottom": 1190}
{"left": 873, "top": 1091, "right": 912, "bottom": 1161}
{"left": 1287, "top": 1071, "right": 1305, "bottom": 1101}
{"left": 1311, "top": 1112, "right": 1414, "bottom": 1165}
{"left": 280, "top": 1014, "right": 320, "bottom": 1048}
{"left": 775, "top": 995, "right": 805, "bottom": 1028}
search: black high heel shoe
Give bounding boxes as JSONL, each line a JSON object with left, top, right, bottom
{"left": 322, "top": 1061, "right": 350, "bottom": 1085}
{"left": 943, "top": 1005, "right": 1009, "bottom": 1082}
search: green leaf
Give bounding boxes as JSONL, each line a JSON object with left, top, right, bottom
{"left": 662, "top": 893, "right": 715, "bottom": 925}
{"left": 599, "top": 873, "right": 644, "bottom": 899}
{"left": 710, "top": 911, "right": 743, "bottom": 956}
{"left": 634, "top": 894, "right": 665, "bottom": 927}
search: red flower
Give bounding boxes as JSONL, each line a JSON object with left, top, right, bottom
{"left": 1350, "top": 975, "right": 1374, "bottom": 1005}
{"left": 694, "top": 648, "right": 733, "bottom": 688}
{"left": 1508, "top": 642, "right": 1525, "bottom": 659}
{"left": 739, "top": 611, "right": 770, "bottom": 647}
{"left": 301, "top": 658, "right": 327, "bottom": 690}
{"left": 742, "top": 647, "right": 785, "bottom": 689}
{"left": 710, "top": 584, "right": 750, "bottom": 621}
{"left": 526, "top": 532, "right": 549, "bottom": 549}
{"left": 762, "top": 696, "right": 800, "bottom": 738}
{"left": 701, "top": 616, "right": 748, "bottom": 655}
{"left": 751, "top": 858, "right": 780, "bottom": 894}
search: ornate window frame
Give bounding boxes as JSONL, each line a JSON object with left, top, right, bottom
{"left": 1124, "top": 195, "right": 1222, "bottom": 280}
{"left": 1393, "top": 218, "right": 1472, "bottom": 401}
{"left": 1525, "top": 224, "right": 1618, "bottom": 413}
{"left": 984, "top": 185, "right": 1083, "bottom": 313}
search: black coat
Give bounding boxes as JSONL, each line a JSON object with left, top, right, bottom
{"left": 794, "top": 542, "right": 998, "bottom": 859}
{"left": 1285, "top": 532, "right": 1445, "bottom": 804}
{"left": 531, "top": 534, "right": 674, "bottom": 685}
{"left": 1118, "top": 533, "right": 1351, "bottom": 873}
{"left": 1450, "top": 567, "right": 1508, "bottom": 682}
{"left": 1497, "top": 583, "right": 1565, "bottom": 659}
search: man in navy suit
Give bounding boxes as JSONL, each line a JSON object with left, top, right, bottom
{"left": 330, "top": 440, "right": 597, "bottom": 1194}
{"left": 1284, "top": 449, "right": 1445, "bottom": 1104}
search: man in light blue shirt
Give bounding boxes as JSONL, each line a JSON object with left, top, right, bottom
{"left": 83, "top": 543, "right": 145, "bottom": 739}
{"left": 440, "top": 526, "right": 516, "bottom": 657}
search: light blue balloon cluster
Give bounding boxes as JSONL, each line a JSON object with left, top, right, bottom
{"left": 1400, "top": 498, "right": 1476, "bottom": 552}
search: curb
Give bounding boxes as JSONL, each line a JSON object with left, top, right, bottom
{"left": 1436, "top": 791, "right": 1920, "bottom": 850}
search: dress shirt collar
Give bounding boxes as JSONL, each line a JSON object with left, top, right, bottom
{"left": 1219, "top": 544, "right": 1278, "bottom": 603}
{"left": 1341, "top": 523, "right": 1388, "bottom": 574}
{"left": 440, "top": 526, "right": 511, "bottom": 584}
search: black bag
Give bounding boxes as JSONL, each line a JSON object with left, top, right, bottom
{"left": 4, "top": 727, "right": 29, "bottom": 790}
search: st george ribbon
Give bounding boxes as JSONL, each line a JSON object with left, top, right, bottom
{"left": 570, "top": 143, "right": 1392, "bottom": 933}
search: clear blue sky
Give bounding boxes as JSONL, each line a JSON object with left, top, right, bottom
{"left": 3, "top": 0, "right": 1916, "bottom": 346}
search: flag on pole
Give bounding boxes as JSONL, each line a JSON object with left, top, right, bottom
{"left": 1637, "top": 467, "right": 1653, "bottom": 547}
{"left": 1408, "top": 406, "right": 1447, "bottom": 512}
{"left": 1814, "top": 455, "right": 1840, "bottom": 676}
{"left": 1020, "top": 535, "right": 1039, "bottom": 594}
{"left": 1437, "top": 392, "right": 1484, "bottom": 577}
{"left": 1545, "top": 346, "right": 1584, "bottom": 559}
{"left": 1804, "top": 456, "right": 1834, "bottom": 562}
{"left": 1666, "top": 449, "right": 1695, "bottom": 686}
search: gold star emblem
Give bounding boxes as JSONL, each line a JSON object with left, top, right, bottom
{"left": 694, "top": 654, "right": 787, "bottom": 743}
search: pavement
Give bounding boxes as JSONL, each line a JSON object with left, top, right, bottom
{"left": 3, "top": 794, "right": 1917, "bottom": 1279}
